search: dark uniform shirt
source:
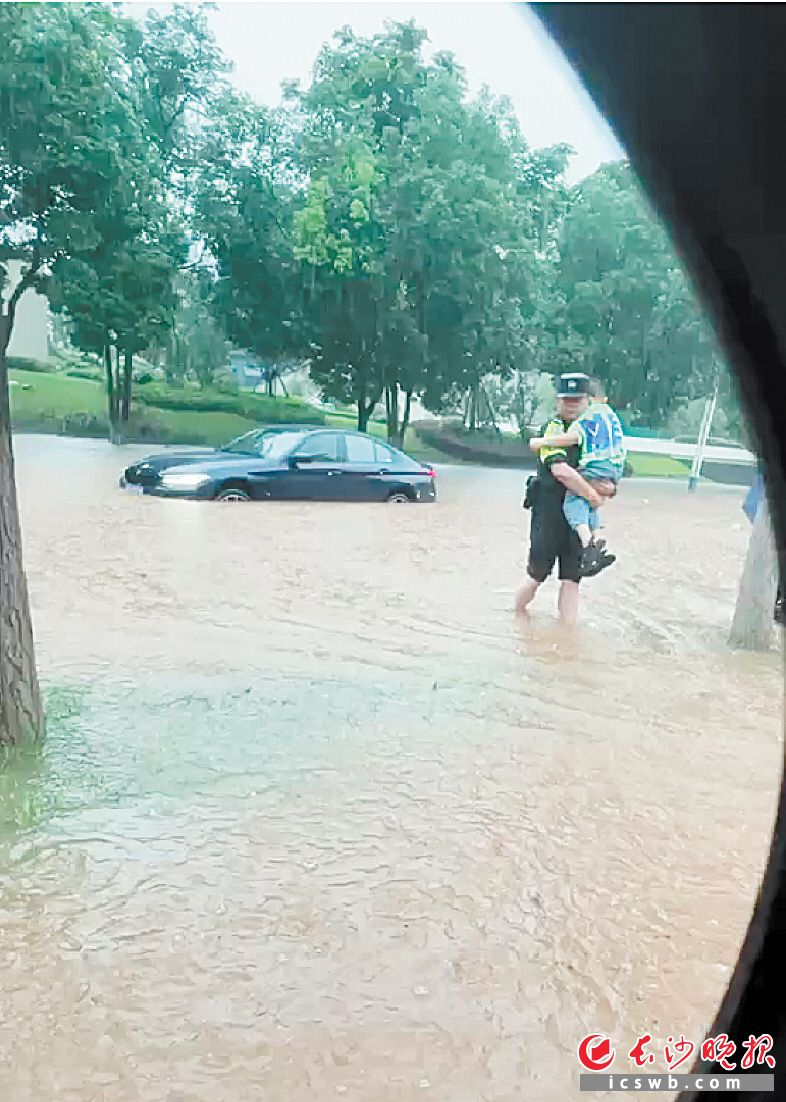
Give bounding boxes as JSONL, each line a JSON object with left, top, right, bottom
{"left": 526, "top": 417, "right": 583, "bottom": 584}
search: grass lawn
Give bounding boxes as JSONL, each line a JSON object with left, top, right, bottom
{"left": 325, "top": 411, "right": 386, "bottom": 437}
{"left": 8, "top": 369, "right": 448, "bottom": 460}
{"left": 152, "top": 408, "right": 257, "bottom": 444}
{"left": 10, "top": 369, "right": 261, "bottom": 446}
{"left": 10, "top": 369, "right": 105, "bottom": 417}
{"left": 626, "top": 452, "right": 690, "bottom": 478}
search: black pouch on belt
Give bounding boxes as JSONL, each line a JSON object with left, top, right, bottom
{"left": 522, "top": 474, "right": 539, "bottom": 510}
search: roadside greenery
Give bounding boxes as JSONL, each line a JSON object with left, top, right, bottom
{"left": 9, "top": 364, "right": 692, "bottom": 477}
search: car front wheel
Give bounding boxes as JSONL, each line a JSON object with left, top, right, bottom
{"left": 215, "top": 486, "right": 252, "bottom": 502}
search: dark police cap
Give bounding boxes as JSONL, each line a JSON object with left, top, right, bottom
{"left": 556, "top": 372, "right": 591, "bottom": 397}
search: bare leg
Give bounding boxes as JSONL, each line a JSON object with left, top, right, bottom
{"left": 557, "top": 580, "right": 580, "bottom": 624}
{"left": 515, "top": 576, "right": 540, "bottom": 614}
{"left": 575, "top": 522, "right": 592, "bottom": 548}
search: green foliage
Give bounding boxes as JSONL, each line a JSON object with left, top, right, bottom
{"left": 65, "top": 368, "right": 103, "bottom": 381}
{"left": 192, "top": 91, "right": 305, "bottom": 366}
{"left": 277, "top": 22, "right": 572, "bottom": 443}
{"left": 12, "top": 2, "right": 227, "bottom": 441}
{"left": 483, "top": 371, "right": 557, "bottom": 436}
{"left": 164, "top": 270, "right": 229, "bottom": 389}
{"left": 2, "top": 6, "right": 741, "bottom": 449}
{"left": 0, "top": 2, "right": 144, "bottom": 378}
{"left": 131, "top": 4, "right": 231, "bottom": 178}
{"left": 8, "top": 366, "right": 324, "bottom": 446}
{"left": 415, "top": 420, "right": 537, "bottom": 468}
{"left": 626, "top": 453, "right": 691, "bottom": 478}
{"left": 9, "top": 368, "right": 105, "bottom": 419}
{"left": 136, "top": 382, "right": 325, "bottom": 424}
{"left": 554, "top": 162, "right": 732, "bottom": 428}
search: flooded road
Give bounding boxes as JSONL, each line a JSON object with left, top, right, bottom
{"left": 0, "top": 434, "right": 781, "bottom": 1101}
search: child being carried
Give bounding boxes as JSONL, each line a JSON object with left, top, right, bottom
{"left": 529, "top": 378, "right": 626, "bottom": 577}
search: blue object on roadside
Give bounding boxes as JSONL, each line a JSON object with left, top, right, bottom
{"left": 743, "top": 471, "right": 765, "bottom": 523}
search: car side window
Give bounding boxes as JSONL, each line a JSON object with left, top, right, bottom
{"left": 294, "top": 432, "right": 342, "bottom": 462}
{"left": 345, "top": 435, "right": 377, "bottom": 463}
{"left": 374, "top": 443, "right": 396, "bottom": 466}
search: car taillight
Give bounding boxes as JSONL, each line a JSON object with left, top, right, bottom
{"left": 424, "top": 468, "right": 436, "bottom": 479}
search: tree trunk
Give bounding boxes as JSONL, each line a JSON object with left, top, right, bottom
{"left": 462, "top": 388, "right": 471, "bottom": 429}
{"left": 104, "top": 341, "right": 116, "bottom": 436}
{"left": 111, "top": 347, "right": 124, "bottom": 444}
{"left": 164, "top": 333, "right": 173, "bottom": 384}
{"left": 104, "top": 343, "right": 122, "bottom": 444}
{"left": 0, "top": 336, "right": 45, "bottom": 747}
{"left": 468, "top": 384, "right": 478, "bottom": 431}
{"left": 357, "top": 370, "right": 368, "bottom": 432}
{"left": 357, "top": 390, "right": 379, "bottom": 433}
{"left": 394, "top": 388, "right": 413, "bottom": 449}
{"left": 104, "top": 342, "right": 114, "bottom": 417}
{"left": 728, "top": 501, "right": 779, "bottom": 650}
{"left": 481, "top": 381, "right": 500, "bottom": 432}
{"left": 385, "top": 382, "right": 399, "bottom": 443}
{"left": 121, "top": 349, "right": 133, "bottom": 425}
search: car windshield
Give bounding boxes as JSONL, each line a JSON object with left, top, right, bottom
{"left": 220, "top": 430, "right": 304, "bottom": 458}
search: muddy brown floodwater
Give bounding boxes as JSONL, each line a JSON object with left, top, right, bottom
{"left": 0, "top": 434, "right": 781, "bottom": 1102}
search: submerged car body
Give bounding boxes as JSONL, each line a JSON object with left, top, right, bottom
{"left": 120, "top": 426, "right": 437, "bottom": 503}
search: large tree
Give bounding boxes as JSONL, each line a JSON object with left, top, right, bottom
{"left": 192, "top": 91, "right": 306, "bottom": 376}
{"left": 556, "top": 162, "right": 723, "bottom": 426}
{"left": 47, "top": 116, "right": 183, "bottom": 442}
{"left": 49, "top": 4, "right": 225, "bottom": 442}
{"left": 291, "top": 23, "right": 568, "bottom": 444}
{"left": 0, "top": 2, "right": 154, "bottom": 744}
{"left": 50, "top": 228, "right": 181, "bottom": 441}
{"left": 131, "top": 3, "right": 230, "bottom": 180}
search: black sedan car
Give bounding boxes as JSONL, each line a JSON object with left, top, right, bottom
{"left": 120, "top": 426, "right": 437, "bottom": 503}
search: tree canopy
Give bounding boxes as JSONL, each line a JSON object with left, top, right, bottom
{"left": 3, "top": 6, "right": 736, "bottom": 442}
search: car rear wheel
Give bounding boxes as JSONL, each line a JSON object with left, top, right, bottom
{"left": 215, "top": 486, "right": 252, "bottom": 502}
{"left": 387, "top": 491, "right": 412, "bottom": 504}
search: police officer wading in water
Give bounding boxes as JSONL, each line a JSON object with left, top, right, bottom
{"left": 515, "top": 373, "right": 614, "bottom": 625}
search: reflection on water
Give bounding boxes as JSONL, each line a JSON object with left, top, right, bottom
{"left": 0, "top": 435, "right": 781, "bottom": 1101}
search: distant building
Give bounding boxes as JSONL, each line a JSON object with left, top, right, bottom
{"left": 227, "top": 349, "right": 265, "bottom": 389}
{"left": 4, "top": 261, "right": 48, "bottom": 362}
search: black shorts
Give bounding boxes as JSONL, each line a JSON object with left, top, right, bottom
{"left": 527, "top": 499, "right": 583, "bottom": 584}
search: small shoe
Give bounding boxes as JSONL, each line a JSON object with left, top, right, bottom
{"left": 582, "top": 551, "right": 616, "bottom": 578}
{"left": 579, "top": 542, "right": 616, "bottom": 578}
